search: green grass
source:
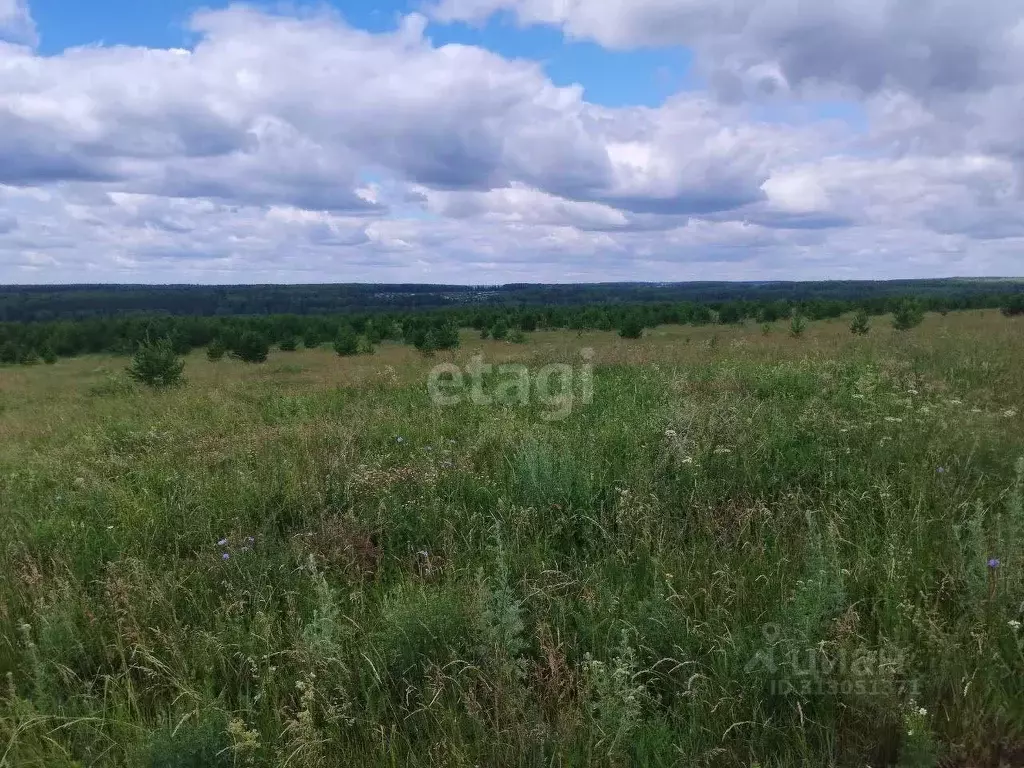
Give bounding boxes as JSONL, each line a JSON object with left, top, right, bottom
{"left": 0, "top": 313, "right": 1022, "bottom": 766}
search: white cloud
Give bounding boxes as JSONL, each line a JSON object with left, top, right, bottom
{"left": 0, "top": 0, "right": 35, "bottom": 46}
{"left": 430, "top": 0, "right": 1024, "bottom": 98}
{"left": 0, "top": 2, "right": 1022, "bottom": 282}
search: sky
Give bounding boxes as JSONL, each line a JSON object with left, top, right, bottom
{"left": 1, "top": 0, "right": 1023, "bottom": 284}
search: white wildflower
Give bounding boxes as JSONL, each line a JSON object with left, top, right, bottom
{"left": 1009, "top": 620, "right": 1022, "bottom": 631}
{"left": 664, "top": 429, "right": 678, "bottom": 438}
{"left": 884, "top": 417, "right": 903, "bottom": 423}
{"left": 1003, "top": 408, "right": 1018, "bottom": 418}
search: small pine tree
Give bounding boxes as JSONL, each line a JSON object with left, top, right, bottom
{"left": 206, "top": 339, "right": 227, "bottom": 361}
{"left": 414, "top": 329, "right": 438, "bottom": 357}
{"left": 40, "top": 345, "right": 57, "bottom": 365}
{"left": 789, "top": 314, "right": 807, "bottom": 338}
{"left": 490, "top": 319, "right": 509, "bottom": 341}
{"left": 333, "top": 326, "right": 359, "bottom": 357}
{"left": 127, "top": 338, "right": 185, "bottom": 388}
{"left": 892, "top": 299, "right": 925, "bottom": 331}
{"left": 431, "top": 323, "right": 460, "bottom": 351}
{"left": 850, "top": 310, "right": 870, "bottom": 335}
{"left": 20, "top": 348, "right": 39, "bottom": 365}
{"left": 279, "top": 336, "right": 298, "bottom": 352}
{"left": 619, "top": 316, "right": 644, "bottom": 339}
{"left": 507, "top": 330, "right": 526, "bottom": 343}
{"left": 232, "top": 332, "right": 270, "bottom": 364}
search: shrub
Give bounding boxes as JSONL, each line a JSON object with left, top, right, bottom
{"left": 619, "top": 316, "right": 644, "bottom": 339}
{"left": 206, "top": 339, "right": 227, "bottom": 361}
{"left": 892, "top": 299, "right": 925, "bottom": 331}
{"left": 850, "top": 310, "right": 870, "bottom": 336}
{"left": 126, "top": 338, "right": 185, "bottom": 388}
{"left": 333, "top": 326, "right": 359, "bottom": 356}
{"left": 1001, "top": 294, "right": 1024, "bottom": 317}
{"left": 0, "top": 342, "right": 18, "bottom": 364}
{"left": 508, "top": 330, "right": 526, "bottom": 344}
{"left": 279, "top": 336, "right": 298, "bottom": 352}
{"left": 40, "top": 345, "right": 57, "bottom": 365}
{"left": 717, "top": 303, "right": 743, "bottom": 325}
{"left": 20, "top": 348, "right": 40, "bottom": 365}
{"left": 232, "top": 332, "right": 270, "bottom": 363}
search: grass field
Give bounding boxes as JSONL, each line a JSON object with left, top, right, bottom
{"left": 1, "top": 312, "right": 1022, "bottom": 766}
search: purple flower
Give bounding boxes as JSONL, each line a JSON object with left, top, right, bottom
{"left": 222, "top": 553, "right": 230, "bottom": 561}
{"left": 937, "top": 467, "right": 945, "bottom": 474}
{"left": 988, "top": 558, "right": 1001, "bottom": 569}
{"left": 218, "top": 538, "right": 228, "bottom": 547}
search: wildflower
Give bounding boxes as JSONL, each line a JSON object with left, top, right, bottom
{"left": 988, "top": 558, "right": 1000, "bottom": 569}
{"left": 680, "top": 456, "right": 694, "bottom": 465}
{"left": 948, "top": 399, "right": 962, "bottom": 406}
{"left": 713, "top": 447, "right": 732, "bottom": 455}
{"left": 907, "top": 388, "right": 919, "bottom": 395}
{"left": 1008, "top": 620, "right": 1021, "bottom": 630}
{"left": 1003, "top": 408, "right": 1018, "bottom": 418}
{"left": 664, "top": 428, "right": 678, "bottom": 438}
{"left": 884, "top": 417, "right": 903, "bottom": 423}
{"left": 246, "top": 536, "right": 255, "bottom": 545}
{"left": 222, "top": 553, "right": 230, "bottom": 561}
{"left": 218, "top": 538, "right": 229, "bottom": 547}
{"left": 917, "top": 707, "right": 927, "bottom": 716}
{"left": 937, "top": 467, "right": 945, "bottom": 474}
{"left": 396, "top": 436, "right": 404, "bottom": 443}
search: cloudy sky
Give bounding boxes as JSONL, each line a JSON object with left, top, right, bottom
{"left": 1, "top": 0, "right": 1023, "bottom": 283}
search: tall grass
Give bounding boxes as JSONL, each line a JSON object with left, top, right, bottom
{"left": 0, "top": 313, "right": 1022, "bottom": 766}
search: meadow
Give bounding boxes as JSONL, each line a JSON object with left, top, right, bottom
{"left": 0, "top": 312, "right": 1022, "bottom": 766}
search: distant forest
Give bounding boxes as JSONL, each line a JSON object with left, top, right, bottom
{"left": 2, "top": 279, "right": 1023, "bottom": 322}
{"left": 0, "top": 279, "right": 1022, "bottom": 364}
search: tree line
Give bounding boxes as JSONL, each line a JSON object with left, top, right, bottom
{"left": 2, "top": 279, "right": 1023, "bottom": 323}
{"left": 0, "top": 288, "right": 1021, "bottom": 365}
